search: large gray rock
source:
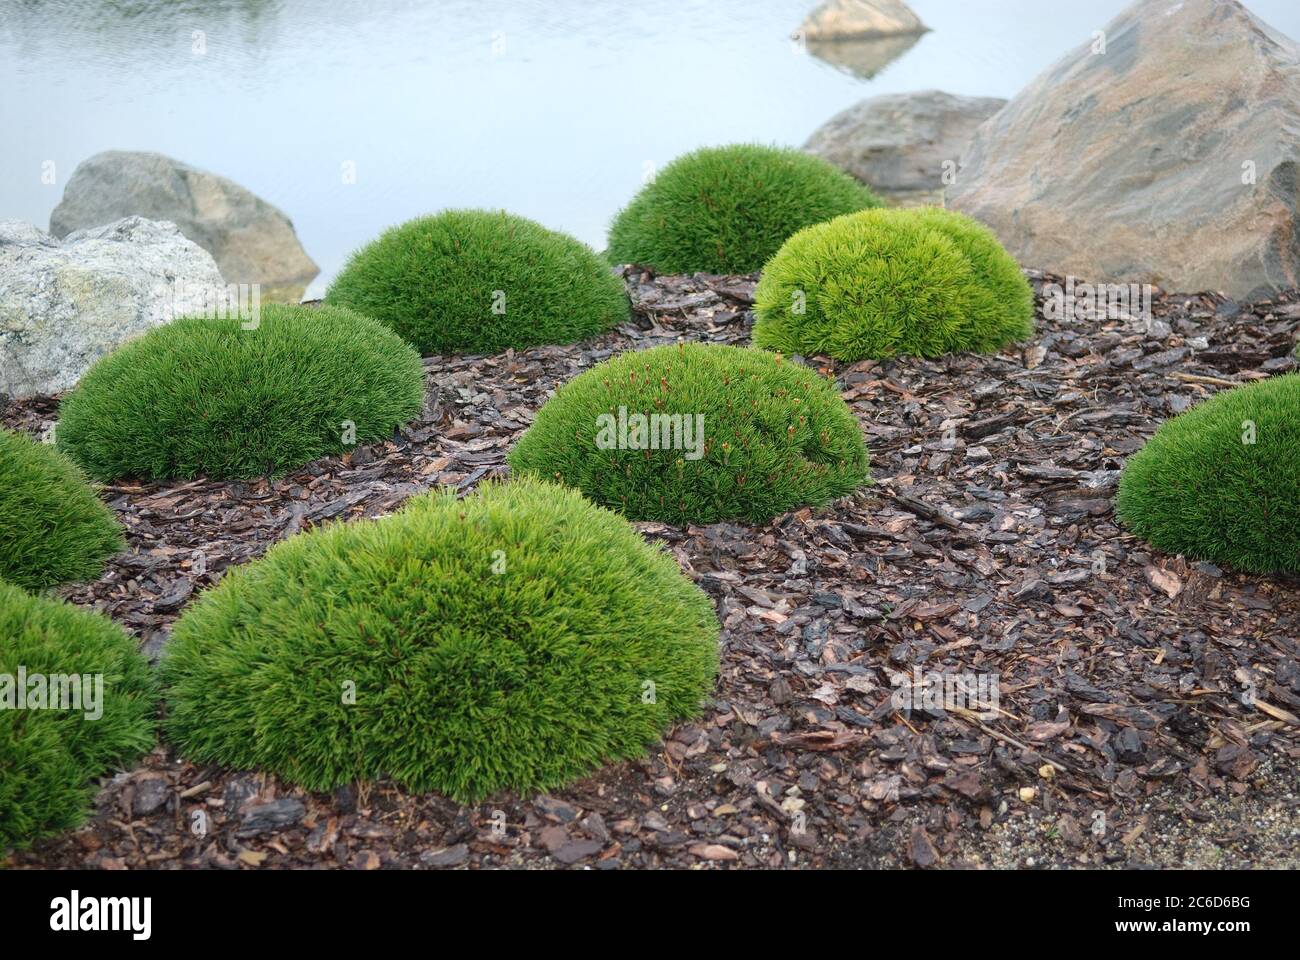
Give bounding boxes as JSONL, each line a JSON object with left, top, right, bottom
{"left": 805, "top": 90, "right": 1007, "bottom": 206}
{"left": 50, "top": 151, "right": 318, "bottom": 302}
{"left": 797, "top": 0, "right": 928, "bottom": 41}
{"left": 947, "top": 0, "right": 1300, "bottom": 300}
{"left": 1, "top": 217, "right": 226, "bottom": 399}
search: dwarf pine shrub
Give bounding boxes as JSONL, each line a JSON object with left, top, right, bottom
{"left": 508, "top": 343, "right": 869, "bottom": 524}
{"left": 0, "top": 429, "right": 123, "bottom": 591}
{"left": 325, "top": 209, "right": 629, "bottom": 355}
{"left": 161, "top": 477, "right": 719, "bottom": 802}
{"left": 1116, "top": 374, "right": 1300, "bottom": 574}
{"left": 55, "top": 303, "right": 424, "bottom": 482}
{"left": 0, "top": 581, "right": 156, "bottom": 852}
{"left": 753, "top": 206, "right": 1035, "bottom": 360}
{"left": 606, "top": 144, "right": 882, "bottom": 274}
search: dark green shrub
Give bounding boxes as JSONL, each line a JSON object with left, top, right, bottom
{"left": 0, "top": 429, "right": 123, "bottom": 591}
{"left": 1116, "top": 374, "right": 1300, "bottom": 574}
{"left": 161, "top": 477, "right": 719, "bottom": 802}
{"left": 752, "top": 206, "right": 1035, "bottom": 360}
{"left": 325, "top": 209, "right": 629, "bottom": 355}
{"left": 606, "top": 144, "right": 882, "bottom": 274}
{"left": 56, "top": 304, "right": 424, "bottom": 482}
{"left": 0, "top": 581, "right": 156, "bottom": 852}
{"left": 508, "top": 343, "right": 869, "bottom": 524}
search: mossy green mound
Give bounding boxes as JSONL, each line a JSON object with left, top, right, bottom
{"left": 508, "top": 343, "right": 869, "bottom": 524}
{"left": 161, "top": 478, "right": 719, "bottom": 802}
{"left": 56, "top": 303, "right": 424, "bottom": 482}
{"left": 325, "top": 209, "right": 629, "bottom": 355}
{"left": 606, "top": 144, "right": 882, "bottom": 274}
{"left": 1116, "top": 373, "right": 1300, "bottom": 575}
{"left": 0, "top": 429, "right": 123, "bottom": 591}
{"left": 753, "top": 206, "right": 1035, "bottom": 360}
{"left": 0, "top": 582, "right": 156, "bottom": 852}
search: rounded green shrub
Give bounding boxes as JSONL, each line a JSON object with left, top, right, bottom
{"left": 752, "top": 206, "right": 1036, "bottom": 360}
{"left": 1116, "top": 374, "right": 1300, "bottom": 575}
{"left": 0, "top": 581, "right": 156, "bottom": 852}
{"left": 161, "top": 477, "right": 719, "bottom": 802}
{"left": 606, "top": 144, "right": 882, "bottom": 274}
{"left": 55, "top": 303, "right": 424, "bottom": 482}
{"left": 0, "top": 429, "right": 123, "bottom": 591}
{"left": 325, "top": 209, "right": 629, "bottom": 356}
{"left": 908, "top": 207, "right": 1036, "bottom": 337}
{"left": 508, "top": 343, "right": 869, "bottom": 524}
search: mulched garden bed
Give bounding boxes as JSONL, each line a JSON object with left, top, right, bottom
{"left": 4, "top": 267, "right": 1298, "bottom": 869}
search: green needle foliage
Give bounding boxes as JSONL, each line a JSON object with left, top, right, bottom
{"left": 55, "top": 304, "right": 424, "bottom": 483}
{"left": 606, "top": 144, "right": 882, "bottom": 275}
{"left": 508, "top": 343, "right": 869, "bottom": 524}
{"left": 0, "top": 429, "right": 123, "bottom": 591}
{"left": 1116, "top": 373, "right": 1300, "bottom": 575}
{"left": 0, "top": 581, "right": 157, "bottom": 852}
{"left": 325, "top": 209, "right": 630, "bottom": 356}
{"left": 161, "top": 477, "right": 719, "bottom": 802}
{"left": 753, "top": 206, "right": 1035, "bottom": 360}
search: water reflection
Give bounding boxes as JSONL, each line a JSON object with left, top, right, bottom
{"left": 804, "top": 34, "right": 923, "bottom": 81}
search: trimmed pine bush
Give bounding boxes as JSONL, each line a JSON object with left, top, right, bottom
{"left": 0, "top": 429, "right": 123, "bottom": 591}
{"left": 161, "top": 477, "right": 719, "bottom": 802}
{"left": 752, "top": 206, "right": 1035, "bottom": 360}
{"left": 0, "top": 581, "right": 156, "bottom": 852}
{"left": 606, "top": 144, "right": 882, "bottom": 275}
{"left": 1116, "top": 374, "right": 1300, "bottom": 575}
{"left": 325, "top": 209, "right": 629, "bottom": 356}
{"left": 508, "top": 343, "right": 869, "bottom": 524}
{"left": 908, "top": 206, "right": 1036, "bottom": 342}
{"left": 55, "top": 303, "right": 424, "bottom": 482}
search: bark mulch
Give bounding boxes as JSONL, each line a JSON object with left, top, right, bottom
{"left": 3, "top": 266, "right": 1298, "bottom": 870}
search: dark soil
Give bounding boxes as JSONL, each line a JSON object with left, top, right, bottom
{"left": 4, "top": 267, "right": 1298, "bottom": 870}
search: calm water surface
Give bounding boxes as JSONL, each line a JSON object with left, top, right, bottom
{"left": 4, "top": 0, "right": 1299, "bottom": 296}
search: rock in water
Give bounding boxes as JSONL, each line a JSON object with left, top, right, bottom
{"left": 0, "top": 217, "right": 226, "bottom": 399}
{"left": 947, "top": 0, "right": 1300, "bottom": 300}
{"left": 50, "top": 151, "right": 318, "bottom": 302}
{"left": 797, "top": 0, "right": 928, "bottom": 41}
{"left": 805, "top": 90, "right": 1007, "bottom": 206}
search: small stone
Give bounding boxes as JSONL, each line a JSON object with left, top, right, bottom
{"left": 1113, "top": 727, "right": 1144, "bottom": 764}
{"left": 236, "top": 799, "right": 306, "bottom": 837}
{"left": 421, "top": 844, "right": 469, "bottom": 868}
{"left": 553, "top": 839, "right": 603, "bottom": 865}
{"left": 689, "top": 843, "right": 739, "bottom": 862}
{"left": 221, "top": 774, "right": 260, "bottom": 815}
{"left": 538, "top": 825, "right": 568, "bottom": 853}
{"left": 131, "top": 777, "right": 169, "bottom": 817}
{"left": 534, "top": 795, "right": 580, "bottom": 823}
{"left": 770, "top": 677, "right": 793, "bottom": 705}
{"left": 334, "top": 782, "right": 359, "bottom": 815}
{"left": 909, "top": 824, "right": 939, "bottom": 867}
